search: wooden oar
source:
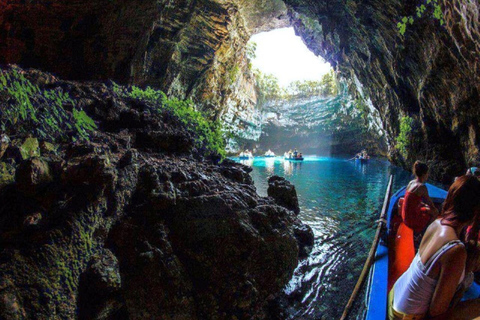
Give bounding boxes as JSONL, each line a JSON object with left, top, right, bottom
{"left": 340, "top": 174, "right": 394, "bottom": 320}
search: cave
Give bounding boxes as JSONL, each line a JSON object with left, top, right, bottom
{"left": 0, "top": 0, "right": 480, "bottom": 319}
{"left": 1, "top": 0, "right": 478, "bottom": 182}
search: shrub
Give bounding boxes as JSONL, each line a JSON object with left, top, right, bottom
{"left": 396, "top": 116, "right": 414, "bottom": 158}
{"left": 0, "top": 69, "right": 96, "bottom": 142}
{"left": 253, "top": 69, "right": 338, "bottom": 103}
{"left": 397, "top": 0, "right": 445, "bottom": 36}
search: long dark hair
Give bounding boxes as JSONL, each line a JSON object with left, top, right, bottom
{"left": 441, "top": 175, "right": 480, "bottom": 227}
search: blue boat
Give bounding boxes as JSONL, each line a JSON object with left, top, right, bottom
{"left": 355, "top": 158, "right": 369, "bottom": 164}
{"left": 365, "top": 183, "right": 480, "bottom": 319}
{"left": 285, "top": 156, "right": 304, "bottom": 161}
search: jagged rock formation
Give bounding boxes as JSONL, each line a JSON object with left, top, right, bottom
{"left": 267, "top": 176, "right": 300, "bottom": 215}
{"left": 284, "top": 0, "right": 480, "bottom": 182}
{"left": 0, "top": 67, "right": 313, "bottom": 319}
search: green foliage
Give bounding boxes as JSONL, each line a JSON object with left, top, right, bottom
{"left": 254, "top": 69, "right": 338, "bottom": 103}
{"left": 397, "top": 0, "right": 444, "bottom": 35}
{"left": 246, "top": 42, "right": 257, "bottom": 61}
{"left": 0, "top": 69, "right": 96, "bottom": 142}
{"left": 121, "top": 86, "right": 226, "bottom": 159}
{"left": 254, "top": 70, "right": 282, "bottom": 104}
{"left": 319, "top": 70, "right": 338, "bottom": 96}
{"left": 396, "top": 116, "right": 414, "bottom": 158}
{"left": 227, "top": 64, "right": 240, "bottom": 85}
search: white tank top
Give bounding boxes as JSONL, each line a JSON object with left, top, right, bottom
{"left": 393, "top": 240, "right": 464, "bottom": 315}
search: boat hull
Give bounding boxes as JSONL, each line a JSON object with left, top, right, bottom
{"left": 285, "top": 157, "right": 304, "bottom": 161}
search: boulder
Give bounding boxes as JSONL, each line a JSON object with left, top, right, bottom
{"left": 267, "top": 176, "right": 300, "bottom": 215}
{"left": 15, "top": 158, "right": 52, "bottom": 195}
{"left": 0, "top": 135, "right": 9, "bottom": 159}
{"left": 19, "top": 138, "right": 40, "bottom": 160}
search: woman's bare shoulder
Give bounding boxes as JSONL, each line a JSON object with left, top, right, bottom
{"left": 406, "top": 180, "right": 416, "bottom": 190}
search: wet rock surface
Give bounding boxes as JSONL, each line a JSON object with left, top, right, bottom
{"left": 268, "top": 176, "right": 300, "bottom": 215}
{"left": 0, "top": 67, "right": 311, "bottom": 319}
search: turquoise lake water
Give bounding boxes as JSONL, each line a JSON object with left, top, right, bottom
{"left": 233, "top": 156, "right": 419, "bottom": 319}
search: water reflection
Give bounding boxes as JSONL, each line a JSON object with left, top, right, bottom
{"left": 283, "top": 160, "right": 293, "bottom": 176}
{"left": 265, "top": 157, "right": 275, "bottom": 174}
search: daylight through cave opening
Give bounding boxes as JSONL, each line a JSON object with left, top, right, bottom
{"left": 226, "top": 26, "right": 386, "bottom": 158}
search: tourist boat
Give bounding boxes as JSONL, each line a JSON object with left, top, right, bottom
{"left": 264, "top": 149, "right": 275, "bottom": 158}
{"left": 238, "top": 151, "right": 253, "bottom": 160}
{"left": 284, "top": 152, "right": 304, "bottom": 161}
{"left": 355, "top": 157, "right": 369, "bottom": 163}
{"left": 364, "top": 183, "right": 480, "bottom": 319}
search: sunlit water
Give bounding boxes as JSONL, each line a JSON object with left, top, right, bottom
{"left": 233, "top": 156, "right": 417, "bottom": 319}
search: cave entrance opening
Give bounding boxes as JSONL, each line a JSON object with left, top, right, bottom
{"left": 247, "top": 27, "right": 333, "bottom": 88}
{"left": 245, "top": 27, "right": 339, "bottom": 156}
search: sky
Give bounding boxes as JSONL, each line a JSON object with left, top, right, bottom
{"left": 249, "top": 27, "right": 332, "bottom": 87}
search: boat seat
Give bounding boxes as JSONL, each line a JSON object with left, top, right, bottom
{"left": 388, "top": 197, "right": 415, "bottom": 292}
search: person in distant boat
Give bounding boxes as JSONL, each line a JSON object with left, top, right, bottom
{"left": 299, "top": 153, "right": 303, "bottom": 158}
{"left": 389, "top": 175, "right": 480, "bottom": 320}
{"left": 294, "top": 148, "right": 298, "bottom": 157}
{"left": 402, "top": 161, "right": 440, "bottom": 249}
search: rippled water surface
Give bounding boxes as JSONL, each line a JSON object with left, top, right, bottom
{"left": 234, "top": 156, "right": 416, "bottom": 319}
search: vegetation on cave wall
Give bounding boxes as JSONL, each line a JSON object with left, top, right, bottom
{"left": 396, "top": 115, "right": 415, "bottom": 159}
{"left": 113, "top": 84, "right": 226, "bottom": 159}
{"left": 0, "top": 68, "right": 97, "bottom": 142}
{"left": 0, "top": 67, "right": 226, "bottom": 159}
{"left": 397, "top": 0, "right": 445, "bottom": 35}
{"left": 253, "top": 69, "right": 338, "bottom": 104}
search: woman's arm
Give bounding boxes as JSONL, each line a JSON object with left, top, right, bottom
{"left": 428, "top": 245, "right": 467, "bottom": 318}
{"left": 419, "top": 185, "right": 440, "bottom": 217}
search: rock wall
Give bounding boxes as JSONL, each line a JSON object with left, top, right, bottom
{"left": 0, "top": 0, "right": 287, "bottom": 117}
{"left": 0, "top": 67, "right": 313, "bottom": 319}
{"left": 254, "top": 86, "right": 387, "bottom": 156}
{"left": 283, "top": 0, "right": 480, "bottom": 182}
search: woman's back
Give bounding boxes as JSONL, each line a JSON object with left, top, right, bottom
{"left": 392, "top": 220, "right": 466, "bottom": 316}
{"left": 418, "top": 221, "right": 461, "bottom": 273}
{"left": 402, "top": 180, "right": 433, "bottom": 234}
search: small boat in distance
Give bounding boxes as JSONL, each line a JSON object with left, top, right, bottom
{"left": 264, "top": 149, "right": 275, "bottom": 158}
{"left": 238, "top": 150, "right": 254, "bottom": 160}
{"left": 284, "top": 149, "right": 304, "bottom": 161}
{"left": 351, "top": 149, "right": 370, "bottom": 163}
{"left": 355, "top": 157, "right": 369, "bottom": 164}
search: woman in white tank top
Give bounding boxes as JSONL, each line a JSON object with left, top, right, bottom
{"left": 389, "top": 175, "right": 480, "bottom": 319}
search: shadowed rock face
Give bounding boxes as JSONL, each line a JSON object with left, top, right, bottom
{"left": 284, "top": 0, "right": 480, "bottom": 182}
{"left": 0, "top": 67, "right": 312, "bottom": 320}
{"left": 0, "top": 0, "right": 288, "bottom": 117}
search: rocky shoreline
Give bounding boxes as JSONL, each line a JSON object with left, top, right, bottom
{"left": 0, "top": 67, "right": 313, "bottom": 319}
